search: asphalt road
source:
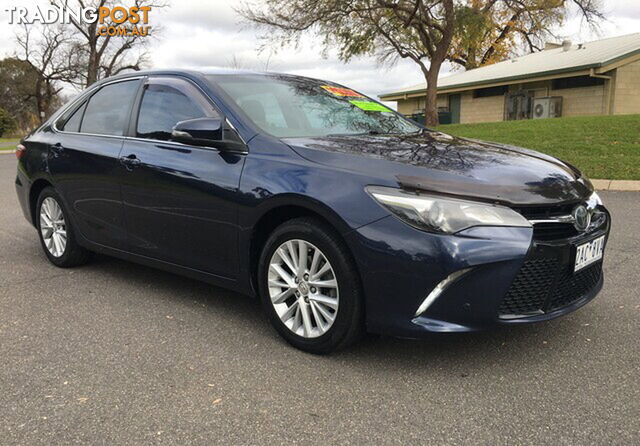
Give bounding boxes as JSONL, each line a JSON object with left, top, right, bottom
{"left": 0, "top": 153, "right": 638, "bottom": 445}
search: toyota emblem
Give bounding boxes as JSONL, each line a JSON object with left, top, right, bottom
{"left": 572, "top": 205, "right": 591, "bottom": 232}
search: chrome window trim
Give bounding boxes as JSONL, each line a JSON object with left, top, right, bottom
{"left": 122, "top": 129, "right": 248, "bottom": 155}
{"left": 52, "top": 130, "right": 125, "bottom": 141}
{"left": 51, "top": 123, "right": 248, "bottom": 154}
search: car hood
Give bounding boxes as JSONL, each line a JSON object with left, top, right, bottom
{"left": 283, "top": 131, "right": 593, "bottom": 206}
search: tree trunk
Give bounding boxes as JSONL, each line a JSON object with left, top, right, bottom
{"left": 86, "top": 51, "right": 98, "bottom": 87}
{"left": 34, "top": 79, "right": 45, "bottom": 124}
{"left": 424, "top": 70, "right": 440, "bottom": 127}
{"left": 86, "top": 38, "right": 99, "bottom": 87}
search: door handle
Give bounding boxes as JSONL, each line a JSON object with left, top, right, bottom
{"left": 120, "top": 154, "right": 141, "bottom": 170}
{"left": 50, "top": 143, "right": 64, "bottom": 157}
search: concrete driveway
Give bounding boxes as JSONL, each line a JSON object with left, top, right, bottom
{"left": 0, "top": 154, "right": 638, "bottom": 445}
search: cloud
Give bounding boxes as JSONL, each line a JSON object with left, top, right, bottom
{"left": 606, "top": 0, "right": 640, "bottom": 20}
{"left": 147, "top": 0, "right": 426, "bottom": 99}
{"left": 157, "top": 0, "right": 243, "bottom": 31}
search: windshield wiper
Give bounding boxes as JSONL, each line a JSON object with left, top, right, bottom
{"left": 326, "top": 130, "right": 384, "bottom": 137}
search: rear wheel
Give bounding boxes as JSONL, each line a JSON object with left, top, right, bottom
{"left": 36, "top": 187, "right": 91, "bottom": 267}
{"left": 258, "top": 217, "right": 364, "bottom": 354}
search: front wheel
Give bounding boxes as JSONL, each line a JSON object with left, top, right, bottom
{"left": 258, "top": 217, "right": 364, "bottom": 354}
{"left": 36, "top": 187, "right": 92, "bottom": 268}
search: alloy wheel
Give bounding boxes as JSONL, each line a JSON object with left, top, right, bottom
{"left": 40, "top": 197, "right": 67, "bottom": 258}
{"left": 268, "top": 239, "right": 339, "bottom": 338}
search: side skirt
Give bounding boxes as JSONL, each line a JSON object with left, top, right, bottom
{"left": 77, "top": 236, "right": 255, "bottom": 297}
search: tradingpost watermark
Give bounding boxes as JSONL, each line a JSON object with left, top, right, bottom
{"left": 4, "top": 4, "right": 153, "bottom": 37}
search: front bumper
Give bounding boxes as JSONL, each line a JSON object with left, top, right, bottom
{"left": 345, "top": 208, "right": 610, "bottom": 338}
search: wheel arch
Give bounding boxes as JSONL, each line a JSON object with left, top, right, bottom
{"left": 247, "top": 196, "right": 360, "bottom": 298}
{"left": 29, "top": 178, "right": 54, "bottom": 226}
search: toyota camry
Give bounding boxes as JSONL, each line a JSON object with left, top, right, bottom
{"left": 15, "top": 69, "right": 610, "bottom": 353}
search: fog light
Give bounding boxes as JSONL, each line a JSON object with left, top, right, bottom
{"left": 415, "top": 268, "right": 473, "bottom": 317}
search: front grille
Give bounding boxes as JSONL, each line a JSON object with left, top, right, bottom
{"left": 500, "top": 201, "right": 609, "bottom": 318}
{"left": 514, "top": 203, "right": 576, "bottom": 220}
{"left": 548, "top": 263, "right": 603, "bottom": 310}
{"left": 519, "top": 204, "right": 608, "bottom": 242}
{"left": 533, "top": 223, "right": 579, "bottom": 241}
{"left": 498, "top": 258, "right": 557, "bottom": 315}
{"left": 531, "top": 212, "right": 607, "bottom": 242}
{"left": 499, "top": 260, "right": 603, "bottom": 318}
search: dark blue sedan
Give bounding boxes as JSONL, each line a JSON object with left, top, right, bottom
{"left": 14, "top": 69, "right": 610, "bottom": 353}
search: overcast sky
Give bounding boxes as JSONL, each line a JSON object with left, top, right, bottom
{"left": 1, "top": 0, "right": 639, "bottom": 102}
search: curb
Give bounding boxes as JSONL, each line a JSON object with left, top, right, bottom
{"left": 592, "top": 179, "right": 640, "bottom": 192}
{"left": 0, "top": 150, "right": 15, "bottom": 154}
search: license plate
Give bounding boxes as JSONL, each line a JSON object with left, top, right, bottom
{"left": 574, "top": 235, "right": 605, "bottom": 272}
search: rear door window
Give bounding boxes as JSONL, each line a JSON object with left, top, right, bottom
{"left": 80, "top": 80, "right": 140, "bottom": 136}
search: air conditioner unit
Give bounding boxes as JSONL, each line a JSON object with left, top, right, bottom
{"left": 533, "top": 97, "right": 562, "bottom": 119}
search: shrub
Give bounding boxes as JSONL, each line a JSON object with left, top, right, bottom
{"left": 0, "top": 107, "right": 16, "bottom": 137}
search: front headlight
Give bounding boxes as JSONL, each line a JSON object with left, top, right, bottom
{"left": 587, "top": 191, "right": 603, "bottom": 209}
{"left": 366, "top": 186, "right": 531, "bottom": 234}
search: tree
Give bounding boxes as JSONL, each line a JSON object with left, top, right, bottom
{"left": 239, "top": 0, "right": 603, "bottom": 126}
{"left": 239, "top": 0, "right": 456, "bottom": 127}
{"left": 50, "top": 0, "right": 168, "bottom": 87}
{"left": 15, "top": 24, "right": 79, "bottom": 123}
{"left": 0, "top": 58, "right": 40, "bottom": 131}
{"left": 449, "top": 0, "right": 604, "bottom": 69}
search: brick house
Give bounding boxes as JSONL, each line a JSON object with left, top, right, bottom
{"left": 379, "top": 33, "right": 640, "bottom": 124}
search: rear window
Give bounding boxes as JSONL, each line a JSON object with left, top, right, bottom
{"left": 80, "top": 80, "right": 139, "bottom": 136}
{"left": 59, "top": 102, "right": 86, "bottom": 132}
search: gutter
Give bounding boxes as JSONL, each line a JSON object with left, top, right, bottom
{"left": 379, "top": 63, "right": 600, "bottom": 99}
{"left": 589, "top": 68, "right": 612, "bottom": 80}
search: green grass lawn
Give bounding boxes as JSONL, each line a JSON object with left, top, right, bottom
{"left": 437, "top": 115, "right": 640, "bottom": 180}
{"left": 0, "top": 138, "right": 20, "bottom": 152}
{"left": 0, "top": 138, "right": 19, "bottom": 151}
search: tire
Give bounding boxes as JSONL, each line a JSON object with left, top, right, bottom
{"left": 36, "top": 187, "right": 92, "bottom": 268}
{"left": 258, "top": 217, "right": 364, "bottom": 354}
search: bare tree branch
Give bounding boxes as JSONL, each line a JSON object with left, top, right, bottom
{"left": 48, "top": 0, "right": 168, "bottom": 87}
{"left": 14, "top": 24, "right": 80, "bottom": 122}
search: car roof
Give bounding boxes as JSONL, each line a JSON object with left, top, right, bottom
{"left": 102, "top": 68, "right": 292, "bottom": 81}
{"left": 93, "top": 68, "right": 329, "bottom": 89}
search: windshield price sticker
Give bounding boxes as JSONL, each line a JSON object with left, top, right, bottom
{"left": 321, "top": 86, "right": 364, "bottom": 97}
{"left": 349, "top": 100, "right": 392, "bottom": 112}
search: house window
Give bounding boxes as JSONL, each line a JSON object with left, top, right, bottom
{"left": 505, "top": 92, "right": 534, "bottom": 121}
{"left": 552, "top": 76, "right": 605, "bottom": 90}
{"left": 473, "top": 85, "right": 508, "bottom": 98}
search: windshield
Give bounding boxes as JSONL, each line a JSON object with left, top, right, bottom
{"left": 208, "top": 74, "right": 421, "bottom": 138}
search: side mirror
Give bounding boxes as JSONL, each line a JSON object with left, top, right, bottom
{"left": 171, "top": 117, "right": 246, "bottom": 153}
{"left": 171, "top": 117, "right": 223, "bottom": 147}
